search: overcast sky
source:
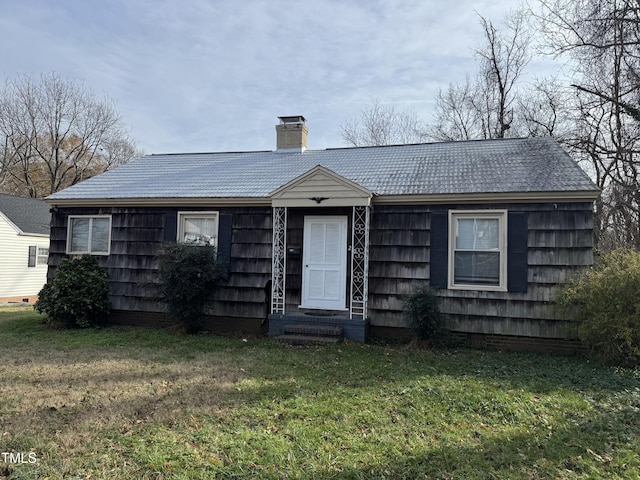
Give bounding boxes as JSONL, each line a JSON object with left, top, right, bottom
{"left": 1, "top": 1, "right": 553, "bottom": 154}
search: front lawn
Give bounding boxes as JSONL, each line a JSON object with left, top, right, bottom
{"left": 0, "top": 307, "right": 638, "bottom": 479}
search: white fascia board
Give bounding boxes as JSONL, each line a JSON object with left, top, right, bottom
{"left": 46, "top": 197, "right": 273, "bottom": 208}
{"left": 373, "top": 190, "right": 600, "bottom": 205}
{"left": 0, "top": 211, "right": 22, "bottom": 234}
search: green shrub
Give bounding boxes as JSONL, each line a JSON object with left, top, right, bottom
{"left": 403, "top": 285, "right": 448, "bottom": 345}
{"left": 157, "top": 243, "right": 228, "bottom": 334}
{"left": 556, "top": 249, "right": 640, "bottom": 367}
{"left": 35, "top": 255, "right": 111, "bottom": 328}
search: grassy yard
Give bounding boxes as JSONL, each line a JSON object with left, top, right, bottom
{"left": 0, "top": 308, "right": 638, "bottom": 479}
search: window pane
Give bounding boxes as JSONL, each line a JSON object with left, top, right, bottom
{"left": 37, "top": 248, "right": 49, "bottom": 265}
{"left": 475, "top": 219, "right": 499, "bottom": 249}
{"left": 454, "top": 251, "right": 500, "bottom": 285}
{"left": 70, "top": 218, "right": 90, "bottom": 252}
{"left": 456, "top": 218, "right": 499, "bottom": 250}
{"left": 90, "top": 218, "right": 110, "bottom": 253}
{"left": 455, "top": 219, "right": 476, "bottom": 249}
{"left": 182, "top": 216, "right": 217, "bottom": 246}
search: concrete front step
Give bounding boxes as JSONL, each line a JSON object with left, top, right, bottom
{"left": 269, "top": 313, "right": 369, "bottom": 343}
{"left": 278, "top": 334, "right": 342, "bottom": 345}
{"left": 283, "top": 324, "right": 343, "bottom": 337}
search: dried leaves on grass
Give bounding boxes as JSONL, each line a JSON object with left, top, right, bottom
{"left": 0, "top": 308, "right": 639, "bottom": 479}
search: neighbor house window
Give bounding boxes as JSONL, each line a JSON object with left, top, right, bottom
{"left": 67, "top": 216, "right": 112, "bottom": 255}
{"left": 28, "top": 246, "right": 49, "bottom": 267}
{"left": 448, "top": 210, "right": 507, "bottom": 291}
{"left": 37, "top": 247, "right": 49, "bottom": 265}
{"left": 177, "top": 212, "right": 219, "bottom": 246}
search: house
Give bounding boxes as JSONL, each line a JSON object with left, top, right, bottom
{"left": 0, "top": 193, "right": 51, "bottom": 303}
{"left": 45, "top": 116, "right": 599, "bottom": 350}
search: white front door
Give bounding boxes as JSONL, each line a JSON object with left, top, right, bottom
{"left": 302, "top": 216, "right": 348, "bottom": 310}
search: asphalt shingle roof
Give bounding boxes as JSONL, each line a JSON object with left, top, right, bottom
{"left": 0, "top": 194, "right": 51, "bottom": 235}
{"left": 47, "top": 137, "right": 598, "bottom": 201}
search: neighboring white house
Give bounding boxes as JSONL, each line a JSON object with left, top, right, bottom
{"left": 0, "top": 194, "right": 51, "bottom": 303}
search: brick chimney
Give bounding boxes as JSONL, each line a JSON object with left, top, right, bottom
{"left": 276, "top": 115, "right": 307, "bottom": 152}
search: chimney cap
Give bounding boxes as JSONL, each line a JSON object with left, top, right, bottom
{"left": 278, "top": 115, "right": 306, "bottom": 125}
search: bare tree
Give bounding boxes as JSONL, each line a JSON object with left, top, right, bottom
{"left": 535, "top": 0, "right": 640, "bottom": 250}
{"left": 339, "top": 99, "right": 429, "bottom": 147}
{"left": 0, "top": 72, "right": 140, "bottom": 198}
{"left": 517, "top": 77, "right": 574, "bottom": 139}
{"left": 429, "top": 78, "right": 480, "bottom": 141}
{"left": 429, "top": 11, "right": 533, "bottom": 141}
{"left": 476, "top": 12, "right": 533, "bottom": 137}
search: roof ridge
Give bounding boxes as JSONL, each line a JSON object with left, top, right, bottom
{"left": 149, "top": 149, "right": 273, "bottom": 157}
{"left": 147, "top": 136, "right": 551, "bottom": 157}
{"left": 324, "top": 136, "right": 550, "bottom": 152}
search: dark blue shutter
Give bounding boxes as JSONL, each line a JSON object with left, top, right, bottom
{"left": 507, "top": 212, "right": 528, "bottom": 293}
{"left": 430, "top": 212, "right": 449, "bottom": 289}
{"left": 163, "top": 213, "right": 177, "bottom": 242}
{"left": 217, "top": 214, "right": 233, "bottom": 271}
{"left": 28, "top": 246, "right": 37, "bottom": 267}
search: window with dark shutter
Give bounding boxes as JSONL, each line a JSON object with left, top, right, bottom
{"left": 447, "top": 210, "right": 507, "bottom": 291}
{"left": 173, "top": 211, "right": 232, "bottom": 273}
{"left": 178, "top": 212, "right": 219, "bottom": 246}
{"left": 431, "top": 209, "right": 529, "bottom": 293}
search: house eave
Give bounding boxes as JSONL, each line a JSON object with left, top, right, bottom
{"left": 45, "top": 190, "right": 600, "bottom": 209}
{"left": 17, "top": 232, "right": 50, "bottom": 238}
{"left": 372, "top": 190, "right": 600, "bottom": 205}
{"left": 46, "top": 197, "right": 273, "bottom": 208}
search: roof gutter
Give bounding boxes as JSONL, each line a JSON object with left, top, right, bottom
{"left": 373, "top": 190, "right": 601, "bottom": 205}
{"left": 17, "top": 232, "right": 49, "bottom": 238}
{"left": 45, "top": 196, "right": 274, "bottom": 208}
{"left": 46, "top": 189, "right": 600, "bottom": 209}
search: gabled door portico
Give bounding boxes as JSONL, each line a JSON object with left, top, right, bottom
{"left": 269, "top": 165, "right": 373, "bottom": 332}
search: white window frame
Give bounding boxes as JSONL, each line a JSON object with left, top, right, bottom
{"left": 66, "top": 215, "right": 112, "bottom": 255}
{"left": 177, "top": 211, "right": 219, "bottom": 247}
{"left": 37, "top": 247, "right": 49, "bottom": 265}
{"left": 448, "top": 210, "right": 507, "bottom": 292}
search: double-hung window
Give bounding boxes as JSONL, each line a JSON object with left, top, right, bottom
{"left": 29, "top": 246, "right": 49, "bottom": 267}
{"left": 37, "top": 247, "right": 49, "bottom": 265}
{"left": 449, "top": 210, "right": 507, "bottom": 291}
{"left": 177, "top": 212, "right": 219, "bottom": 246}
{"left": 67, "top": 216, "right": 112, "bottom": 255}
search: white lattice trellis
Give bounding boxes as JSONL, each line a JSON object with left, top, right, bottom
{"left": 271, "top": 207, "right": 287, "bottom": 314}
{"left": 350, "top": 205, "right": 370, "bottom": 319}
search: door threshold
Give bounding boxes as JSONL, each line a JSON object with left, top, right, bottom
{"left": 298, "top": 306, "right": 349, "bottom": 312}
